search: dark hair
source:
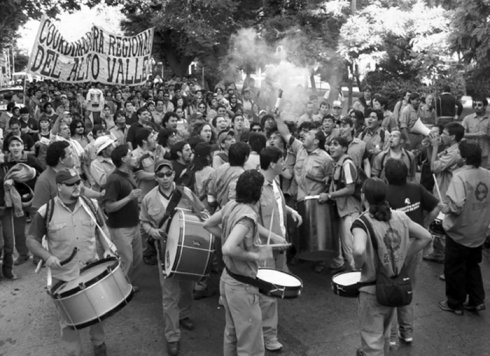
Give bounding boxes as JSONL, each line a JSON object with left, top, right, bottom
{"left": 472, "top": 96, "right": 488, "bottom": 107}
{"left": 260, "top": 146, "right": 283, "bottom": 170}
{"left": 133, "top": 128, "right": 152, "bottom": 148}
{"left": 111, "top": 144, "right": 129, "bottom": 168}
{"left": 228, "top": 142, "right": 250, "bottom": 166}
{"left": 190, "top": 142, "right": 212, "bottom": 171}
{"left": 43, "top": 102, "right": 53, "bottom": 111}
{"left": 314, "top": 129, "right": 326, "bottom": 151}
{"left": 235, "top": 170, "right": 264, "bottom": 204}
{"left": 157, "top": 128, "right": 176, "bottom": 147}
{"left": 19, "top": 107, "right": 29, "bottom": 114}
{"left": 46, "top": 141, "right": 70, "bottom": 167}
{"left": 366, "top": 109, "right": 384, "bottom": 121}
{"left": 92, "top": 124, "right": 105, "bottom": 136}
{"left": 445, "top": 122, "right": 464, "bottom": 142}
{"left": 250, "top": 122, "right": 262, "bottom": 131}
{"left": 322, "top": 114, "right": 336, "bottom": 124}
{"left": 409, "top": 93, "right": 420, "bottom": 101}
{"left": 373, "top": 94, "right": 388, "bottom": 109}
{"left": 330, "top": 136, "right": 349, "bottom": 149}
{"left": 442, "top": 85, "right": 451, "bottom": 93}
{"left": 459, "top": 141, "right": 482, "bottom": 168}
{"left": 341, "top": 116, "right": 355, "bottom": 128}
{"left": 212, "top": 115, "right": 226, "bottom": 128}
{"left": 248, "top": 133, "right": 267, "bottom": 153}
{"left": 170, "top": 141, "right": 187, "bottom": 160}
{"left": 163, "top": 111, "right": 179, "bottom": 126}
{"left": 136, "top": 106, "right": 149, "bottom": 117}
{"left": 260, "top": 114, "right": 275, "bottom": 128}
{"left": 362, "top": 178, "right": 392, "bottom": 222}
{"left": 9, "top": 119, "right": 20, "bottom": 128}
{"left": 384, "top": 158, "right": 408, "bottom": 186}
{"left": 70, "top": 119, "right": 85, "bottom": 136}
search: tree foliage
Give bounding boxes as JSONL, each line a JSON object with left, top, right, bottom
{"left": 0, "top": 0, "right": 88, "bottom": 51}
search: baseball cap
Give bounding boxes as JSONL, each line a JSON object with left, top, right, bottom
{"left": 217, "top": 129, "right": 235, "bottom": 145}
{"left": 94, "top": 135, "right": 115, "bottom": 155}
{"left": 60, "top": 94, "right": 67, "bottom": 99}
{"left": 333, "top": 100, "right": 342, "bottom": 108}
{"left": 154, "top": 159, "right": 173, "bottom": 172}
{"left": 56, "top": 169, "right": 81, "bottom": 184}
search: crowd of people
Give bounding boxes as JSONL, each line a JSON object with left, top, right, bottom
{"left": 0, "top": 76, "right": 489, "bottom": 356}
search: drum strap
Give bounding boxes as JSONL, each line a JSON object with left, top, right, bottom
{"left": 225, "top": 266, "right": 272, "bottom": 295}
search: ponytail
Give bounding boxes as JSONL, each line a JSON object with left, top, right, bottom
{"left": 362, "top": 178, "right": 392, "bottom": 222}
{"left": 369, "top": 201, "right": 392, "bottom": 222}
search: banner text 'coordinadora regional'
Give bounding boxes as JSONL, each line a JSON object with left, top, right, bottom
{"left": 27, "top": 16, "right": 154, "bottom": 86}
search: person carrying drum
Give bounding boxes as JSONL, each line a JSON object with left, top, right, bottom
{"left": 204, "top": 170, "right": 286, "bottom": 356}
{"left": 351, "top": 178, "right": 431, "bottom": 356}
{"left": 274, "top": 114, "right": 334, "bottom": 272}
{"left": 258, "top": 146, "right": 302, "bottom": 352}
{"left": 139, "top": 158, "right": 208, "bottom": 356}
{"left": 27, "top": 169, "right": 115, "bottom": 356}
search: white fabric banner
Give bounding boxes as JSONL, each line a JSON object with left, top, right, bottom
{"left": 27, "top": 16, "right": 154, "bottom": 86}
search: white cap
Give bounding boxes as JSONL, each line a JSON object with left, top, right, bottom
{"left": 94, "top": 135, "right": 115, "bottom": 155}
{"left": 332, "top": 100, "right": 342, "bottom": 108}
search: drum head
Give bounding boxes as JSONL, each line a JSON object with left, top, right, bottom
{"left": 257, "top": 269, "right": 302, "bottom": 287}
{"left": 165, "top": 209, "right": 184, "bottom": 272}
{"left": 332, "top": 271, "right": 361, "bottom": 286}
{"left": 55, "top": 259, "right": 116, "bottom": 294}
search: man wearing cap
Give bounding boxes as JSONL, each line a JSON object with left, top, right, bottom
{"left": 27, "top": 168, "right": 115, "bottom": 356}
{"left": 140, "top": 158, "right": 208, "bottom": 356}
{"left": 103, "top": 144, "right": 143, "bottom": 284}
{"left": 55, "top": 94, "right": 70, "bottom": 118}
{"left": 90, "top": 136, "right": 116, "bottom": 191}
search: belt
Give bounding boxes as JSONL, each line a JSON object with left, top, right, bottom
{"left": 225, "top": 266, "right": 271, "bottom": 294}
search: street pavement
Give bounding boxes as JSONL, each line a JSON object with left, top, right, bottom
{"left": 1, "top": 248, "right": 490, "bottom": 356}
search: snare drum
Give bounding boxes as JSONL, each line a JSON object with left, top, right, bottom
{"left": 51, "top": 258, "right": 133, "bottom": 329}
{"left": 256, "top": 268, "right": 303, "bottom": 299}
{"left": 297, "top": 196, "right": 339, "bottom": 261}
{"left": 165, "top": 208, "right": 214, "bottom": 281}
{"left": 429, "top": 212, "right": 446, "bottom": 235}
{"left": 332, "top": 271, "right": 363, "bottom": 298}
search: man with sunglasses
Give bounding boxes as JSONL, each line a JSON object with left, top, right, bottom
{"left": 140, "top": 159, "right": 208, "bottom": 356}
{"left": 27, "top": 169, "right": 114, "bottom": 356}
{"left": 462, "top": 97, "right": 489, "bottom": 169}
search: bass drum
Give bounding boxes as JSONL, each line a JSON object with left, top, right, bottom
{"left": 165, "top": 208, "right": 214, "bottom": 281}
{"left": 296, "top": 196, "right": 339, "bottom": 261}
{"left": 50, "top": 258, "right": 133, "bottom": 329}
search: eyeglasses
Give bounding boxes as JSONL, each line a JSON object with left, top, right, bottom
{"left": 63, "top": 180, "right": 81, "bottom": 187}
{"left": 251, "top": 128, "right": 262, "bottom": 132}
{"left": 474, "top": 103, "right": 484, "bottom": 108}
{"left": 333, "top": 107, "right": 342, "bottom": 109}
{"left": 156, "top": 171, "right": 174, "bottom": 178}
{"left": 76, "top": 126, "right": 84, "bottom": 129}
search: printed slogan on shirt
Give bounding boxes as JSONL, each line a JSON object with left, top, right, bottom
{"left": 27, "top": 16, "right": 154, "bottom": 86}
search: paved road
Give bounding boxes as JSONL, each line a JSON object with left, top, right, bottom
{"left": 1, "top": 249, "right": 490, "bottom": 356}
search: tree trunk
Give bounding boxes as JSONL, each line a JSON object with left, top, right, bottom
{"left": 162, "top": 45, "right": 194, "bottom": 77}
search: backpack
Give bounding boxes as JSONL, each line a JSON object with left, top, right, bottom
{"left": 334, "top": 155, "right": 366, "bottom": 201}
{"left": 358, "top": 214, "right": 412, "bottom": 307}
{"left": 44, "top": 195, "right": 103, "bottom": 228}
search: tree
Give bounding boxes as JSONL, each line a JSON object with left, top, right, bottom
{"left": 338, "top": 0, "right": 455, "bottom": 106}
{"left": 0, "top": 0, "right": 87, "bottom": 51}
{"left": 448, "top": 0, "right": 490, "bottom": 95}
{"left": 112, "top": 0, "right": 262, "bottom": 79}
{"left": 14, "top": 52, "right": 29, "bottom": 72}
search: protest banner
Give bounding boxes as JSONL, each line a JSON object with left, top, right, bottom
{"left": 27, "top": 16, "right": 154, "bottom": 86}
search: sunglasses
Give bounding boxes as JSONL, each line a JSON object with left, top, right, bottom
{"left": 156, "top": 171, "right": 174, "bottom": 178}
{"left": 333, "top": 107, "right": 342, "bottom": 109}
{"left": 63, "top": 180, "right": 81, "bottom": 187}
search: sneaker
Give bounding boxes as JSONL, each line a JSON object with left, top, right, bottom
{"left": 399, "top": 334, "right": 413, "bottom": 344}
{"left": 439, "top": 300, "right": 463, "bottom": 315}
{"left": 265, "top": 340, "right": 283, "bottom": 352}
{"left": 167, "top": 341, "right": 180, "bottom": 356}
{"left": 463, "top": 302, "right": 486, "bottom": 312}
{"left": 3, "top": 272, "right": 19, "bottom": 280}
{"left": 93, "top": 342, "right": 107, "bottom": 356}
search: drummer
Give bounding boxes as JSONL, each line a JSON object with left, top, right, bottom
{"left": 274, "top": 115, "right": 334, "bottom": 272}
{"left": 139, "top": 158, "right": 208, "bottom": 356}
{"left": 27, "top": 169, "right": 114, "bottom": 356}
{"left": 258, "top": 146, "right": 302, "bottom": 352}
{"left": 203, "top": 170, "right": 276, "bottom": 356}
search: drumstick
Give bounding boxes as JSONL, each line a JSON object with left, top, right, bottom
{"left": 432, "top": 174, "right": 443, "bottom": 201}
{"left": 267, "top": 243, "right": 292, "bottom": 248}
{"left": 266, "top": 208, "right": 274, "bottom": 245}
